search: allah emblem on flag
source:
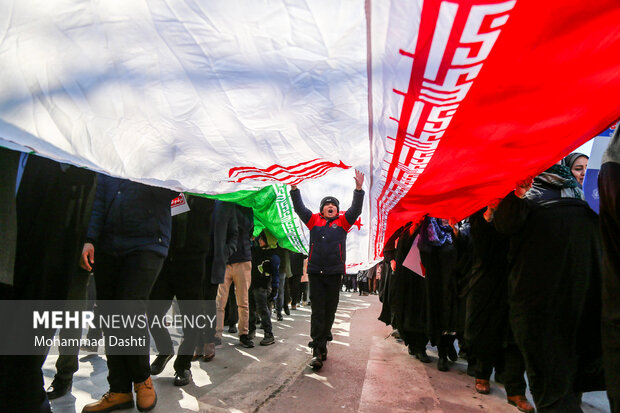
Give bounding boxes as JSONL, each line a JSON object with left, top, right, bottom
{"left": 228, "top": 159, "right": 350, "bottom": 185}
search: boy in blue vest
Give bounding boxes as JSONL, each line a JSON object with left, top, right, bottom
{"left": 290, "top": 170, "right": 364, "bottom": 370}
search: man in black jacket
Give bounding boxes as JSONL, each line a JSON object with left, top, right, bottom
{"left": 147, "top": 196, "right": 220, "bottom": 386}
{"left": 0, "top": 153, "right": 95, "bottom": 413}
{"left": 79, "top": 174, "right": 177, "bottom": 413}
{"left": 290, "top": 170, "right": 364, "bottom": 370}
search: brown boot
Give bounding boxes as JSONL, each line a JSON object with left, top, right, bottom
{"left": 81, "top": 392, "right": 133, "bottom": 412}
{"left": 134, "top": 377, "right": 157, "bottom": 412}
{"left": 507, "top": 395, "right": 535, "bottom": 413}
{"left": 202, "top": 342, "right": 215, "bottom": 362}
{"left": 475, "top": 379, "right": 490, "bottom": 394}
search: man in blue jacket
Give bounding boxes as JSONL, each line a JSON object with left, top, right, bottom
{"left": 79, "top": 174, "right": 177, "bottom": 413}
{"left": 290, "top": 170, "right": 364, "bottom": 370}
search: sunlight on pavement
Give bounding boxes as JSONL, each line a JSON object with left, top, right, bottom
{"left": 192, "top": 366, "right": 212, "bottom": 386}
{"left": 234, "top": 347, "right": 260, "bottom": 362}
{"left": 304, "top": 373, "right": 335, "bottom": 389}
{"left": 179, "top": 387, "right": 200, "bottom": 411}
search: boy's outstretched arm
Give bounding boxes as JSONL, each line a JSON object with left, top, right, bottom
{"left": 346, "top": 170, "right": 365, "bottom": 225}
{"left": 290, "top": 184, "right": 312, "bottom": 224}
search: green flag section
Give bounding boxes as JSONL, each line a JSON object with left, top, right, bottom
{"left": 192, "top": 184, "right": 308, "bottom": 255}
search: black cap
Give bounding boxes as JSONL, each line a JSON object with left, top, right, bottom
{"left": 320, "top": 196, "right": 339, "bottom": 213}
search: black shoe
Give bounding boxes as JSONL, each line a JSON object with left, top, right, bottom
{"left": 437, "top": 357, "right": 449, "bottom": 372}
{"left": 228, "top": 324, "right": 238, "bottom": 334}
{"left": 414, "top": 351, "right": 431, "bottom": 363}
{"left": 46, "top": 380, "right": 71, "bottom": 400}
{"left": 150, "top": 354, "right": 173, "bottom": 376}
{"left": 239, "top": 334, "right": 254, "bottom": 348}
{"left": 40, "top": 397, "right": 52, "bottom": 413}
{"left": 173, "top": 369, "right": 192, "bottom": 386}
{"left": 260, "top": 333, "right": 275, "bottom": 346}
{"left": 284, "top": 305, "right": 290, "bottom": 316}
{"left": 309, "top": 356, "right": 323, "bottom": 371}
{"left": 447, "top": 343, "right": 458, "bottom": 362}
{"left": 277, "top": 314, "right": 283, "bottom": 321}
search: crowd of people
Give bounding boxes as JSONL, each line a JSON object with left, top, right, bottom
{"left": 0, "top": 148, "right": 364, "bottom": 413}
{"left": 0, "top": 130, "right": 618, "bottom": 413}
{"left": 379, "top": 140, "right": 620, "bottom": 413}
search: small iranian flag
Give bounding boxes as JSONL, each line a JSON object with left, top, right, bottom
{"left": 194, "top": 184, "right": 308, "bottom": 255}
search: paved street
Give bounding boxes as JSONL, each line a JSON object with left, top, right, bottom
{"left": 43, "top": 292, "right": 610, "bottom": 413}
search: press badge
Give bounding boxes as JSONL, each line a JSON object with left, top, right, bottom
{"left": 171, "top": 193, "right": 191, "bottom": 216}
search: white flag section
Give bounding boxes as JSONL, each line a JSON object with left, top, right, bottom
{"left": 0, "top": 0, "right": 378, "bottom": 269}
{"left": 0, "top": 0, "right": 370, "bottom": 194}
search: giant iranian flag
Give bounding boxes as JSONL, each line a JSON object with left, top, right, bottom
{"left": 0, "top": 0, "right": 619, "bottom": 269}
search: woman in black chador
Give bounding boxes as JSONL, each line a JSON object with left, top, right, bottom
{"left": 465, "top": 207, "right": 533, "bottom": 412}
{"left": 386, "top": 221, "right": 431, "bottom": 363}
{"left": 494, "top": 165, "right": 604, "bottom": 413}
{"left": 417, "top": 216, "right": 460, "bottom": 372}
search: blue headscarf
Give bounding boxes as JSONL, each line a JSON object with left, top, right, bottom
{"left": 418, "top": 216, "right": 453, "bottom": 252}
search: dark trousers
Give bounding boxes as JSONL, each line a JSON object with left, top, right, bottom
{"left": 300, "top": 281, "right": 309, "bottom": 302}
{"left": 308, "top": 273, "right": 341, "bottom": 351}
{"left": 599, "top": 162, "right": 620, "bottom": 413}
{"left": 84, "top": 274, "right": 103, "bottom": 341}
{"left": 148, "top": 253, "right": 205, "bottom": 372}
{"left": 502, "top": 344, "right": 527, "bottom": 397}
{"left": 289, "top": 273, "right": 302, "bottom": 305}
{"left": 54, "top": 269, "right": 91, "bottom": 383}
{"left": 284, "top": 276, "right": 291, "bottom": 308}
{"left": 224, "top": 284, "right": 239, "bottom": 326}
{"left": 475, "top": 343, "right": 527, "bottom": 396}
{"left": 250, "top": 286, "right": 273, "bottom": 335}
{"left": 402, "top": 330, "right": 428, "bottom": 353}
{"left": 275, "top": 272, "right": 286, "bottom": 316}
{"left": 438, "top": 334, "right": 455, "bottom": 359}
{"left": 196, "top": 278, "right": 219, "bottom": 348}
{"left": 95, "top": 251, "right": 164, "bottom": 393}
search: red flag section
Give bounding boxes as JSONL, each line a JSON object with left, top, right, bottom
{"left": 373, "top": 0, "right": 620, "bottom": 256}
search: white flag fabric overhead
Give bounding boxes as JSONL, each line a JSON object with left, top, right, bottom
{"left": 1, "top": 0, "right": 619, "bottom": 270}
{"left": 0, "top": 0, "right": 370, "bottom": 193}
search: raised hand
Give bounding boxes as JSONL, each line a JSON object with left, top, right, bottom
{"left": 354, "top": 170, "right": 364, "bottom": 190}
